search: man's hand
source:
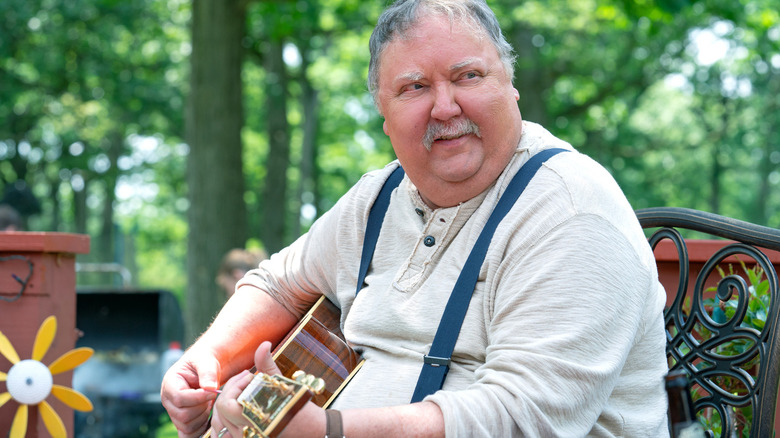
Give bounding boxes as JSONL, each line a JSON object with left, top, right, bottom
{"left": 208, "top": 369, "right": 255, "bottom": 438}
{"left": 160, "top": 349, "right": 222, "bottom": 437}
{"left": 210, "top": 341, "right": 326, "bottom": 438}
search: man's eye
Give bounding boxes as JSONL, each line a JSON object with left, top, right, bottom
{"left": 462, "top": 72, "right": 478, "bottom": 80}
{"left": 402, "top": 83, "right": 424, "bottom": 92}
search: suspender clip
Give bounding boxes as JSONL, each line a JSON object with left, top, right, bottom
{"left": 424, "top": 355, "right": 451, "bottom": 368}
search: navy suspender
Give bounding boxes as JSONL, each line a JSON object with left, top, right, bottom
{"left": 355, "top": 149, "right": 568, "bottom": 402}
{"left": 355, "top": 165, "right": 405, "bottom": 295}
{"left": 409, "top": 148, "right": 567, "bottom": 401}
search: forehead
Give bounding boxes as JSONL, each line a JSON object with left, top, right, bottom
{"left": 378, "top": 15, "right": 494, "bottom": 77}
{"left": 392, "top": 11, "right": 488, "bottom": 49}
{"left": 402, "top": 7, "right": 486, "bottom": 38}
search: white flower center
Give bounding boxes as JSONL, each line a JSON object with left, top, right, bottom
{"left": 6, "top": 359, "right": 53, "bottom": 405}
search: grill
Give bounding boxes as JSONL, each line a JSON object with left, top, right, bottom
{"left": 72, "top": 288, "right": 184, "bottom": 437}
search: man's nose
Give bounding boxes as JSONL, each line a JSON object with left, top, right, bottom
{"left": 430, "top": 83, "right": 461, "bottom": 121}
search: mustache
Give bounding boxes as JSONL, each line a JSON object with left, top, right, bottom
{"left": 422, "top": 118, "right": 481, "bottom": 150}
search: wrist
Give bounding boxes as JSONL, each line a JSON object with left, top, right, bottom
{"left": 325, "top": 409, "right": 345, "bottom": 438}
{"left": 192, "top": 336, "right": 252, "bottom": 380}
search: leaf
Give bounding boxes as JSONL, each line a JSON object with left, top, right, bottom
{"left": 712, "top": 306, "right": 727, "bottom": 324}
{"left": 756, "top": 279, "right": 769, "bottom": 296}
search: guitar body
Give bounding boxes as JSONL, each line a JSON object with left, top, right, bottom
{"left": 272, "top": 295, "right": 364, "bottom": 407}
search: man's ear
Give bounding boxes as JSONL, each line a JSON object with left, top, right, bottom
{"left": 513, "top": 87, "right": 520, "bottom": 101}
{"left": 383, "top": 120, "right": 389, "bottom": 136}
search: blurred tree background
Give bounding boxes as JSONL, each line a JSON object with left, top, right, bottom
{"left": 1, "top": 0, "right": 779, "bottom": 342}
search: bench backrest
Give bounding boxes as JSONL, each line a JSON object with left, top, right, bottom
{"left": 637, "top": 207, "right": 780, "bottom": 437}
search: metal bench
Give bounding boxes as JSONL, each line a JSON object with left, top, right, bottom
{"left": 637, "top": 207, "right": 780, "bottom": 437}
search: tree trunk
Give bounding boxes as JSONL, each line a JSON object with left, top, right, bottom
{"left": 48, "top": 178, "right": 61, "bottom": 232}
{"left": 755, "top": 72, "right": 779, "bottom": 227}
{"left": 74, "top": 174, "right": 88, "bottom": 235}
{"left": 185, "top": 0, "right": 248, "bottom": 344}
{"left": 260, "top": 38, "right": 290, "bottom": 254}
{"left": 293, "top": 42, "right": 319, "bottom": 236}
{"left": 98, "top": 133, "right": 123, "bottom": 265}
{"left": 709, "top": 95, "right": 729, "bottom": 215}
{"left": 709, "top": 144, "right": 721, "bottom": 215}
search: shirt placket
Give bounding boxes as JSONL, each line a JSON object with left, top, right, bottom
{"left": 393, "top": 206, "right": 460, "bottom": 292}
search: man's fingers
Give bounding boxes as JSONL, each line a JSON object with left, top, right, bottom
{"left": 166, "top": 387, "right": 218, "bottom": 408}
{"left": 168, "top": 402, "right": 213, "bottom": 437}
{"left": 221, "top": 369, "right": 254, "bottom": 399}
{"left": 212, "top": 370, "right": 256, "bottom": 435}
{"left": 161, "top": 381, "right": 217, "bottom": 436}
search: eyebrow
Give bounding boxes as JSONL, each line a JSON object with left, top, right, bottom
{"left": 450, "top": 57, "right": 480, "bottom": 71}
{"left": 393, "top": 57, "right": 484, "bottom": 84}
{"left": 396, "top": 71, "right": 425, "bottom": 83}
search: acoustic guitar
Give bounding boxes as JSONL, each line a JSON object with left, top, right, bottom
{"left": 271, "top": 294, "right": 364, "bottom": 407}
{"left": 203, "top": 295, "right": 363, "bottom": 437}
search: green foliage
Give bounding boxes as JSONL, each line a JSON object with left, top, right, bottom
{"left": 155, "top": 415, "right": 178, "bottom": 438}
{"left": 0, "top": 0, "right": 188, "bottom": 295}
{"left": 2, "top": 0, "right": 780, "bottom": 329}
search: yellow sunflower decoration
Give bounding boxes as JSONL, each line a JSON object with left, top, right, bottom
{"left": 0, "top": 315, "right": 94, "bottom": 438}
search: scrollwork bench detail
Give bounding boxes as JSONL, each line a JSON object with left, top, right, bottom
{"left": 637, "top": 207, "right": 780, "bottom": 438}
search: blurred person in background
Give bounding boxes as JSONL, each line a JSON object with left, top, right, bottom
{"left": 0, "top": 204, "right": 23, "bottom": 231}
{"left": 215, "top": 248, "right": 268, "bottom": 300}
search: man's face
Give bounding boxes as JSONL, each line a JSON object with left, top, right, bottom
{"left": 376, "top": 14, "right": 522, "bottom": 208}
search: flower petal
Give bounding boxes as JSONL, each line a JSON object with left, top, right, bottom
{"left": 0, "top": 331, "right": 20, "bottom": 364}
{"left": 10, "top": 404, "right": 28, "bottom": 438}
{"left": 32, "top": 316, "right": 57, "bottom": 362}
{"left": 40, "top": 400, "right": 67, "bottom": 438}
{"left": 0, "top": 391, "right": 11, "bottom": 408}
{"left": 52, "top": 384, "right": 93, "bottom": 412}
{"left": 0, "top": 370, "right": 6, "bottom": 381}
{"left": 48, "top": 347, "right": 94, "bottom": 375}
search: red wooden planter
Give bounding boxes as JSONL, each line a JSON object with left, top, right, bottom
{"left": 653, "top": 239, "right": 780, "bottom": 435}
{"left": 0, "top": 232, "right": 90, "bottom": 437}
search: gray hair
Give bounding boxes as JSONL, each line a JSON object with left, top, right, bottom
{"left": 367, "top": 0, "right": 516, "bottom": 106}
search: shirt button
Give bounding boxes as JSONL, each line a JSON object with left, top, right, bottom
{"left": 415, "top": 208, "right": 425, "bottom": 218}
{"left": 424, "top": 235, "right": 435, "bottom": 247}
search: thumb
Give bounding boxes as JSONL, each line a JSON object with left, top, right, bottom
{"left": 254, "top": 341, "right": 283, "bottom": 376}
{"left": 197, "top": 354, "right": 222, "bottom": 390}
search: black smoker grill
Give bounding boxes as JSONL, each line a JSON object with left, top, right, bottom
{"left": 72, "top": 288, "right": 184, "bottom": 437}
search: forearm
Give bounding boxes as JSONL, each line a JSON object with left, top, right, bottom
{"left": 281, "top": 401, "right": 444, "bottom": 438}
{"left": 343, "top": 402, "right": 444, "bottom": 438}
{"left": 193, "top": 285, "right": 299, "bottom": 381}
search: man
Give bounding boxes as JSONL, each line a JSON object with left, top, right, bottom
{"left": 161, "top": 0, "right": 669, "bottom": 436}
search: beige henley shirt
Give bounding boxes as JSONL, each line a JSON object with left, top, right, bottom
{"left": 241, "top": 121, "right": 669, "bottom": 437}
